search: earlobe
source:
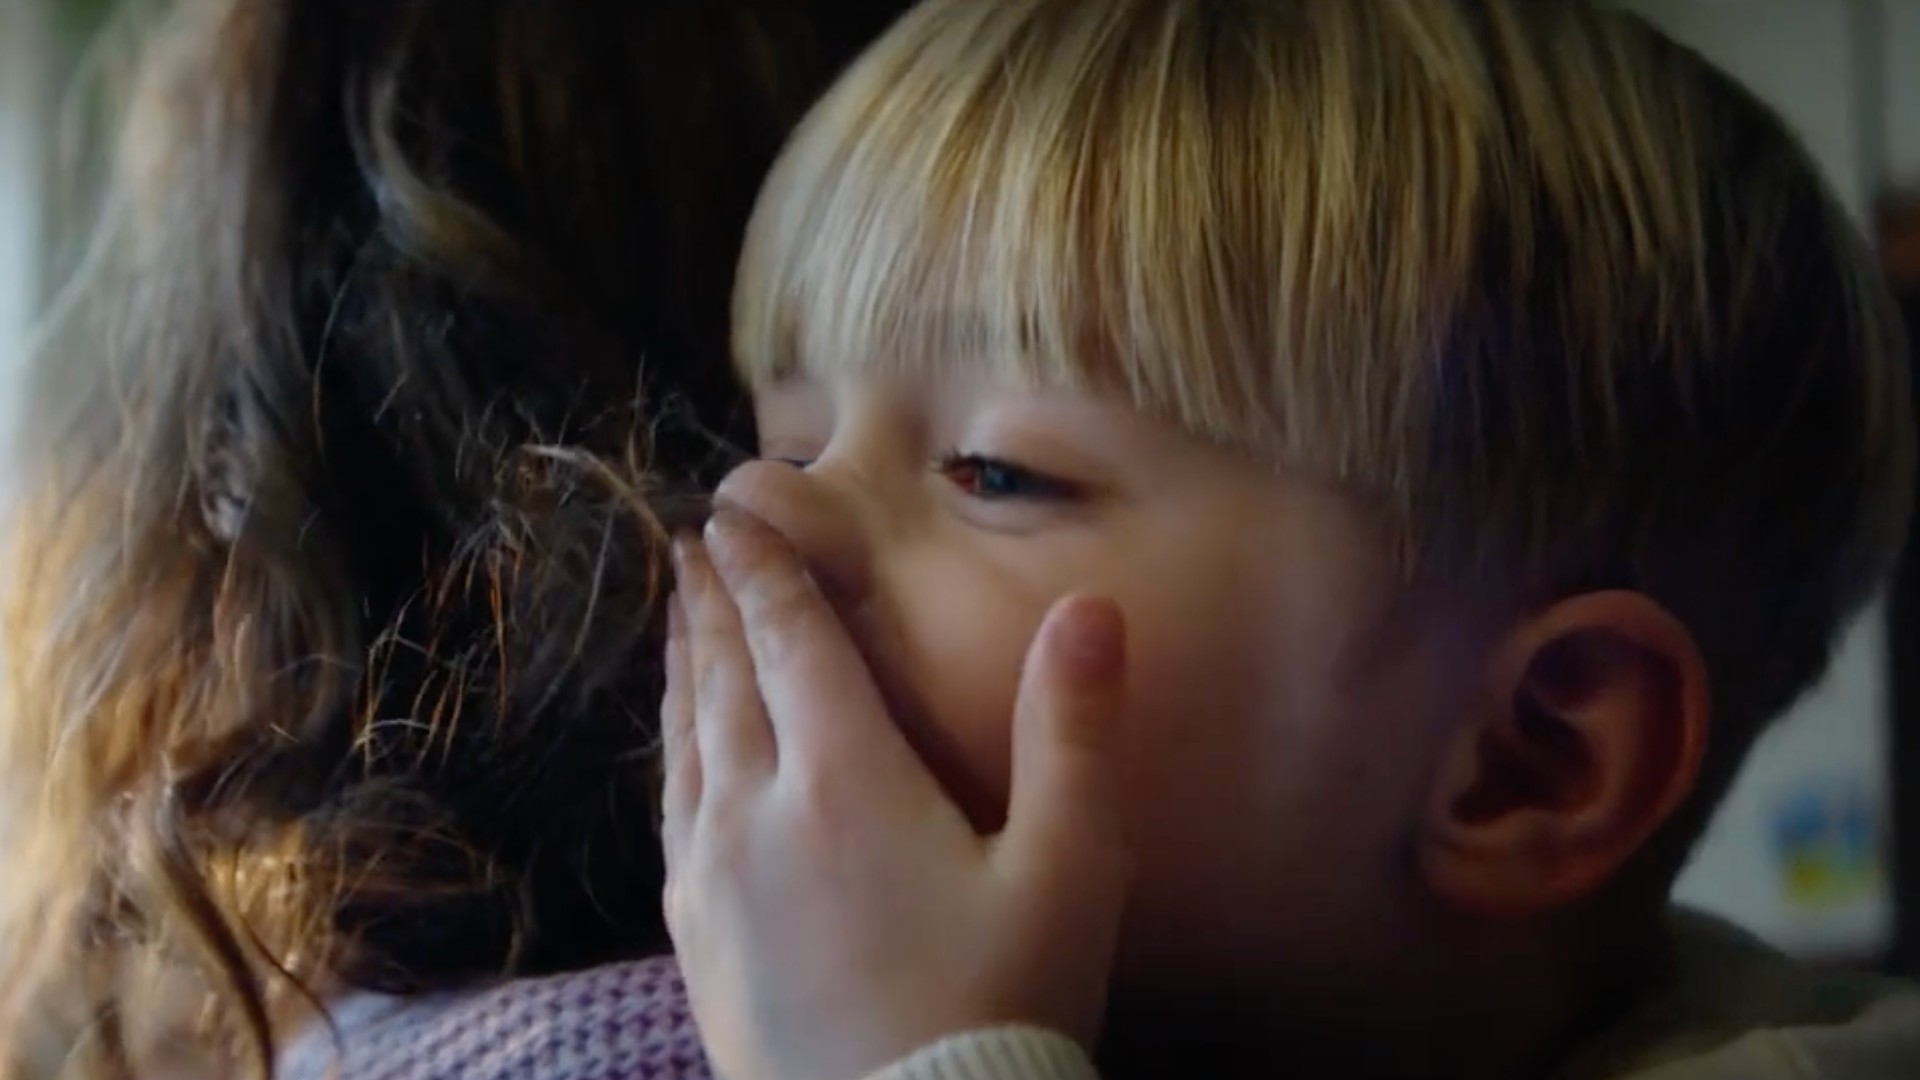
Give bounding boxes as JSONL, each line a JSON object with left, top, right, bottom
{"left": 1418, "top": 591, "right": 1709, "bottom": 917}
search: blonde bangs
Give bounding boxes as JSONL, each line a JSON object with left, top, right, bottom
{"left": 734, "top": 0, "right": 1499, "bottom": 496}
{"left": 729, "top": 0, "right": 1901, "bottom": 665}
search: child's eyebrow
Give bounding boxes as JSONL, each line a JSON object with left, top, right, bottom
{"left": 761, "top": 351, "right": 807, "bottom": 385}
{"left": 756, "top": 364, "right": 813, "bottom": 389}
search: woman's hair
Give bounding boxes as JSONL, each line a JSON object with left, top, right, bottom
{"left": 0, "top": 0, "right": 906, "bottom": 1075}
{"left": 737, "top": 0, "right": 1912, "bottom": 860}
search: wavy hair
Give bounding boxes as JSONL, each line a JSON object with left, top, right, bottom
{"left": 0, "top": 1, "right": 906, "bottom": 1075}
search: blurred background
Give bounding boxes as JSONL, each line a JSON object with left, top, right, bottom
{"left": 0, "top": 0, "right": 1917, "bottom": 974}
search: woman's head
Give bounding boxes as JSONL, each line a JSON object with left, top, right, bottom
{"left": 0, "top": 0, "right": 905, "bottom": 1073}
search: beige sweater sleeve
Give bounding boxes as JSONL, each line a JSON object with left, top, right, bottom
{"left": 862, "top": 1027, "right": 1101, "bottom": 1080}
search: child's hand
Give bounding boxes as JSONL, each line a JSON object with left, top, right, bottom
{"left": 661, "top": 508, "right": 1131, "bottom": 1080}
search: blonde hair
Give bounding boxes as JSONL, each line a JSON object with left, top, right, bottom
{"left": 736, "top": 0, "right": 1913, "bottom": 840}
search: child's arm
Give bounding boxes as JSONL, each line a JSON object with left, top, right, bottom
{"left": 661, "top": 508, "right": 1129, "bottom": 1080}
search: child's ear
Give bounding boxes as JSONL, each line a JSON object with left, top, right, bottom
{"left": 1416, "top": 591, "right": 1709, "bottom": 915}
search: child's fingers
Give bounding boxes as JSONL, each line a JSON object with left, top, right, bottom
{"left": 994, "top": 596, "right": 1132, "bottom": 1044}
{"left": 674, "top": 534, "right": 778, "bottom": 789}
{"left": 659, "top": 590, "right": 699, "bottom": 866}
{"left": 999, "top": 596, "right": 1132, "bottom": 888}
{"left": 702, "top": 507, "right": 917, "bottom": 782}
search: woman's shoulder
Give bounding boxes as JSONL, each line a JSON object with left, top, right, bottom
{"left": 278, "top": 953, "right": 712, "bottom": 1080}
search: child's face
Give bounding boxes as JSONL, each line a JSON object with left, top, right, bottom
{"left": 725, "top": 370, "right": 1484, "bottom": 995}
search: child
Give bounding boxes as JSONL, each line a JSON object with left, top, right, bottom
{"left": 0, "top": 1, "right": 906, "bottom": 1077}
{"left": 659, "top": 1, "right": 1920, "bottom": 1078}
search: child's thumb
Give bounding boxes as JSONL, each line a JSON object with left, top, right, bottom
{"left": 1002, "top": 595, "right": 1130, "bottom": 876}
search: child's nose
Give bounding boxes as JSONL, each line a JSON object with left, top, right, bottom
{"left": 712, "top": 458, "right": 873, "bottom": 611}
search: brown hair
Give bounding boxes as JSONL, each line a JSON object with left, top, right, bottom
{"left": 0, "top": 0, "right": 906, "bottom": 1075}
{"left": 736, "top": 0, "right": 1913, "bottom": 862}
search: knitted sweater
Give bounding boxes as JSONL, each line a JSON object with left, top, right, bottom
{"left": 274, "top": 955, "right": 1086, "bottom": 1080}
{"left": 280, "top": 912, "right": 1920, "bottom": 1080}
{"left": 277, "top": 955, "right": 710, "bottom": 1080}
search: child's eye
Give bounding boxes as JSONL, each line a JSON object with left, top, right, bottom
{"left": 936, "top": 452, "right": 1074, "bottom": 500}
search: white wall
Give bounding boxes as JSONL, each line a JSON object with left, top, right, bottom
{"left": 0, "top": 0, "right": 48, "bottom": 424}
{"left": 1625, "top": 0, "right": 1920, "bottom": 957}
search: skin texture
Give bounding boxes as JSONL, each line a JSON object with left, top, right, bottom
{"left": 662, "top": 371, "right": 1711, "bottom": 1080}
{"left": 735, "top": 377, "right": 1477, "bottom": 990}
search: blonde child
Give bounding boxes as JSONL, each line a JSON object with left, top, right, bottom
{"left": 660, "top": 1, "right": 1920, "bottom": 1078}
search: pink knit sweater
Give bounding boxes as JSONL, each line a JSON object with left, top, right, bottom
{"left": 276, "top": 954, "right": 713, "bottom": 1080}
{"left": 275, "top": 951, "right": 1094, "bottom": 1080}
{"left": 273, "top": 912, "right": 1920, "bottom": 1080}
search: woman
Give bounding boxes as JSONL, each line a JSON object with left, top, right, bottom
{"left": 0, "top": 2, "right": 905, "bottom": 1076}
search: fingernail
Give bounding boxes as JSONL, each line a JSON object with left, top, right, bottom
{"left": 667, "top": 590, "right": 686, "bottom": 643}
{"left": 703, "top": 506, "right": 749, "bottom": 569}
{"left": 672, "top": 533, "right": 713, "bottom": 602}
{"left": 1054, "top": 597, "right": 1125, "bottom": 685}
